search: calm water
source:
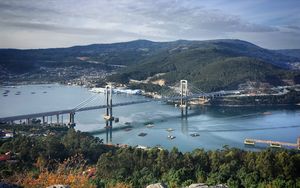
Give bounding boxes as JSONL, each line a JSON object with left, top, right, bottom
{"left": 1, "top": 84, "right": 300, "bottom": 152}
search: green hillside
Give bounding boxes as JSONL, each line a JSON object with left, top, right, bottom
{"left": 1, "top": 39, "right": 300, "bottom": 89}
{"left": 109, "top": 46, "right": 300, "bottom": 91}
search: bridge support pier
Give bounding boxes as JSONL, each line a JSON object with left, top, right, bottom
{"left": 69, "top": 112, "right": 75, "bottom": 128}
{"left": 104, "top": 85, "right": 114, "bottom": 143}
{"left": 180, "top": 80, "right": 188, "bottom": 118}
{"left": 56, "top": 114, "right": 59, "bottom": 125}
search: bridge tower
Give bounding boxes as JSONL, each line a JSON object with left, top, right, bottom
{"left": 104, "top": 85, "right": 114, "bottom": 143}
{"left": 69, "top": 112, "right": 76, "bottom": 128}
{"left": 180, "top": 80, "right": 188, "bottom": 117}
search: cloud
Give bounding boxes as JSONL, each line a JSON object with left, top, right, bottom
{"left": 0, "top": 0, "right": 299, "bottom": 49}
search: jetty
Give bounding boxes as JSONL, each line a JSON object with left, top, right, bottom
{"left": 244, "top": 137, "right": 300, "bottom": 149}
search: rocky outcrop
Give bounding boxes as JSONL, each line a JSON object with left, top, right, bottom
{"left": 46, "top": 185, "right": 70, "bottom": 188}
{"left": 187, "top": 183, "right": 228, "bottom": 188}
{"left": 146, "top": 183, "right": 168, "bottom": 188}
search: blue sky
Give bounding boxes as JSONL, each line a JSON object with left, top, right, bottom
{"left": 0, "top": 0, "right": 299, "bottom": 49}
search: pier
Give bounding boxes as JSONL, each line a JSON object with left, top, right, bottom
{"left": 244, "top": 137, "right": 300, "bottom": 149}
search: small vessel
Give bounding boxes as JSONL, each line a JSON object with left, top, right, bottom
{"left": 144, "top": 121, "right": 154, "bottom": 125}
{"left": 138, "top": 132, "right": 147, "bottom": 137}
{"left": 3, "top": 90, "right": 9, "bottom": 94}
{"left": 167, "top": 135, "right": 176, "bottom": 139}
{"left": 262, "top": 112, "right": 272, "bottom": 115}
{"left": 3, "top": 94, "right": 8, "bottom": 97}
{"left": 270, "top": 142, "right": 281, "bottom": 148}
{"left": 125, "top": 122, "right": 131, "bottom": 125}
{"left": 15, "top": 91, "right": 21, "bottom": 95}
{"left": 43, "top": 91, "right": 47, "bottom": 93}
{"left": 31, "top": 92, "right": 36, "bottom": 94}
{"left": 244, "top": 139, "right": 255, "bottom": 145}
{"left": 146, "top": 124, "right": 155, "bottom": 128}
{"left": 166, "top": 128, "right": 174, "bottom": 132}
{"left": 124, "top": 128, "right": 132, "bottom": 132}
{"left": 190, "top": 133, "right": 200, "bottom": 137}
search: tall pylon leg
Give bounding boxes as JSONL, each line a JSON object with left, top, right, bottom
{"left": 104, "top": 85, "right": 114, "bottom": 143}
{"left": 180, "top": 80, "right": 188, "bottom": 118}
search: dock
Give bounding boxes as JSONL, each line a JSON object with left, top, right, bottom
{"left": 244, "top": 137, "right": 300, "bottom": 149}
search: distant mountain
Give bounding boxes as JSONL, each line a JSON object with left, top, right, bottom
{"left": 275, "top": 49, "right": 300, "bottom": 59}
{"left": 1, "top": 39, "right": 299, "bottom": 73}
{"left": 1, "top": 39, "right": 300, "bottom": 90}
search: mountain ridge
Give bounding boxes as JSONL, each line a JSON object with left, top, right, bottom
{"left": 1, "top": 39, "right": 300, "bottom": 91}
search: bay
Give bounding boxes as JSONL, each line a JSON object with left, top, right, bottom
{"left": 1, "top": 84, "right": 300, "bottom": 152}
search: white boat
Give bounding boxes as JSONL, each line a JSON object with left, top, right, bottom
{"left": 167, "top": 135, "right": 176, "bottom": 139}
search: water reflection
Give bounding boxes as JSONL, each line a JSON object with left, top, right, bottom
{"left": 181, "top": 118, "right": 189, "bottom": 135}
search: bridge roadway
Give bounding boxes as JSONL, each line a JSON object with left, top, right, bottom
{"left": 0, "top": 90, "right": 236, "bottom": 123}
{"left": 0, "top": 99, "right": 152, "bottom": 122}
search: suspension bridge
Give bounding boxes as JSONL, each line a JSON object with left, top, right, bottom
{"left": 0, "top": 80, "right": 234, "bottom": 142}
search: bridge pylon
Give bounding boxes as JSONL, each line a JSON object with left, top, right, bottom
{"left": 104, "top": 85, "right": 114, "bottom": 143}
{"left": 180, "top": 80, "right": 188, "bottom": 117}
{"left": 68, "top": 112, "right": 76, "bottom": 128}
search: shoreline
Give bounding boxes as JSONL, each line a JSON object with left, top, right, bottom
{"left": 1, "top": 83, "right": 300, "bottom": 107}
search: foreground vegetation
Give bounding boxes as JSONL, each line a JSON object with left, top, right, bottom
{"left": 1, "top": 125, "right": 300, "bottom": 187}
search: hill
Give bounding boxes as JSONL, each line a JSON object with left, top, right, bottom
{"left": 108, "top": 40, "right": 300, "bottom": 91}
{"left": 276, "top": 49, "right": 300, "bottom": 59}
{"left": 1, "top": 39, "right": 300, "bottom": 90}
{"left": 1, "top": 39, "right": 299, "bottom": 73}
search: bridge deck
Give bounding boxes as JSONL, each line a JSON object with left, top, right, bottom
{"left": 0, "top": 89, "right": 234, "bottom": 123}
{"left": 0, "top": 100, "right": 151, "bottom": 122}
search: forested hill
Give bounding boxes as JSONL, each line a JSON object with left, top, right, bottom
{"left": 1, "top": 39, "right": 300, "bottom": 90}
{"left": 275, "top": 49, "right": 300, "bottom": 59}
{"left": 1, "top": 39, "right": 299, "bottom": 73}
{"left": 107, "top": 40, "right": 300, "bottom": 91}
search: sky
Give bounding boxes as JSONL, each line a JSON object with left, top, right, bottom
{"left": 0, "top": 0, "right": 299, "bottom": 49}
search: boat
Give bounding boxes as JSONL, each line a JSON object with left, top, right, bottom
{"left": 15, "top": 91, "right": 21, "bottom": 95}
{"left": 138, "top": 132, "right": 147, "bottom": 137}
{"left": 244, "top": 139, "right": 255, "bottom": 145}
{"left": 146, "top": 124, "right": 155, "bottom": 128}
{"left": 124, "top": 128, "right": 132, "bottom": 132}
{"left": 270, "top": 143, "right": 281, "bottom": 148}
{"left": 190, "top": 133, "right": 200, "bottom": 137}
{"left": 125, "top": 122, "right": 131, "bottom": 125}
{"left": 31, "top": 92, "right": 36, "bottom": 94}
{"left": 43, "top": 91, "right": 47, "bottom": 93}
{"left": 167, "top": 135, "right": 176, "bottom": 139}
{"left": 166, "top": 128, "right": 174, "bottom": 132}
{"left": 262, "top": 112, "right": 272, "bottom": 115}
{"left": 3, "top": 94, "right": 8, "bottom": 97}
